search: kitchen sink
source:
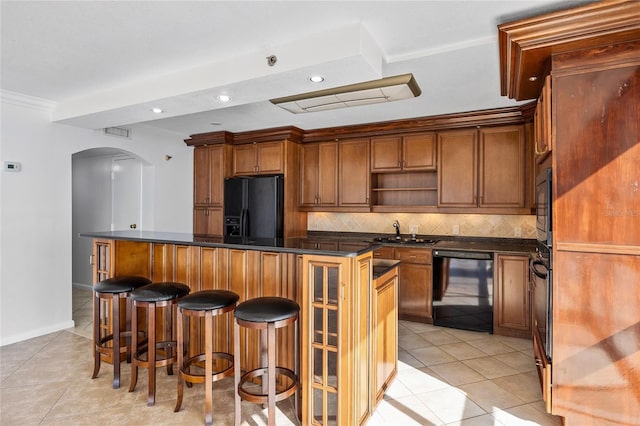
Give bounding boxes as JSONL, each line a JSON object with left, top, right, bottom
{"left": 372, "top": 236, "right": 438, "bottom": 245}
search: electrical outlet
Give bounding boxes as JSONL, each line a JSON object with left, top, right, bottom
{"left": 453, "top": 224, "right": 460, "bottom": 235}
{"left": 514, "top": 226, "right": 522, "bottom": 237}
{"left": 409, "top": 224, "right": 419, "bottom": 235}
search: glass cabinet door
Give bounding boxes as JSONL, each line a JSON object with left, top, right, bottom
{"left": 303, "top": 257, "right": 346, "bottom": 426}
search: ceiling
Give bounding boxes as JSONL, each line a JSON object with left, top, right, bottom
{"left": 1, "top": 0, "right": 593, "bottom": 138}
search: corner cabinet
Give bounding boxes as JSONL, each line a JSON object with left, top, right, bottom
{"left": 232, "top": 141, "right": 284, "bottom": 175}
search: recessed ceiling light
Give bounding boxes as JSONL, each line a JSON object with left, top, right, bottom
{"left": 217, "top": 95, "right": 231, "bottom": 102}
{"left": 309, "top": 75, "right": 325, "bottom": 83}
{"left": 151, "top": 107, "right": 163, "bottom": 113}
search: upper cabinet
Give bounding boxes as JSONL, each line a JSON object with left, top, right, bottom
{"left": 438, "top": 125, "right": 526, "bottom": 211}
{"left": 299, "top": 141, "right": 338, "bottom": 208}
{"left": 371, "top": 133, "right": 436, "bottom": 172}
{"left": 194, "top": 144, "right": 226, "bottom": 206}
{"left": 534, "top": 75, "right": 552, "bottom": 162}
{"left": 338, "top": 138, "right": 370, "bottom": 209}
{"left": 233, "top": 141, "right": 284, "bottom": 176}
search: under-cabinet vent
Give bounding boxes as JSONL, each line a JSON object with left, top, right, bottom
{"left": 103, "top": 126, "right": 132, "bottom": 139}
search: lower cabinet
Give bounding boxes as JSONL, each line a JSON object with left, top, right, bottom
{"left": 395, "top": 248, "right": 433, "bottom": 323}
{"left": 372, "top": 264, "right": 398, "bottom": 403}
{"left": 494, "top": 253, "right": 531, "bottom": 338}
{"left": 193, "top": 206, "right": 223, "bottom": 237}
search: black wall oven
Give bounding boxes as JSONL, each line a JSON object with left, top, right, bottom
{"left": 531, "top": 244, "right": 552, "bottom": 361}
{"left": 535, "top": 168, "right": 552, "bottom": 248}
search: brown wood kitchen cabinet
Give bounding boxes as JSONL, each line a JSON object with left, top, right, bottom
{"left": 299, "top": 141, "right": 338, "bottom": 208}
{"left": 233, "top": 140, "right": 284, "bottom": 175}
{"left": 338, "top": 138, "right": 370, "bottom": 209}
{"left": 194, "top": 144, "right": 225, "bottom": 206}
{"left": 438, "top": 125, "right": 526, "bottom": 211}
{"left": 193, "top": 206, "right": 223, "bottom": 237}
{"left": 494, "top": 253, "right": 531, "bottom": 338}
{"left": 372, "top": 262, "right": 398, "bottom": 403}
{"left": 371, "top": 132, "right": 436, "bottom": 172}
{"left": 534, "top": 75, "right": 551, "bottom": 162}
{"left": 394, "top": 247, "right": 433, "bottom": 323}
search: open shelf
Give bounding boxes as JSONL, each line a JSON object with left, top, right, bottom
{"left": 371, "top": 171, "right": 438, "bottom": 207}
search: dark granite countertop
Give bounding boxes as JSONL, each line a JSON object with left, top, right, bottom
{"left": 81, "top": 230, "right": 536, "bottom": 258}
{"left": 79, "top": 230, "right": 380, "bottom": 257}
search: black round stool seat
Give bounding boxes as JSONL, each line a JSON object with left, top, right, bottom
{"left": 178, "top": 290, "right": 239, "bottom": 311}
{"left": 91, "top": 275, "right": 151, "bottom": 389}
{"left": 131, "top": 282, "right": 190, "bottom": 302}
{"left": 94, "top": 276, "right": 151, "bottom": 294}
{"left": 234, "top": 296, "right": 299, "bottom": 323}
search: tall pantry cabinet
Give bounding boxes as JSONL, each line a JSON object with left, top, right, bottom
{"left": 499, "top": 2, "right": 640, "bottom": 424}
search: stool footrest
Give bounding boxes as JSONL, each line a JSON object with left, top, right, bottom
{"left": 238, "top": 367, "right": 298, "bottom": 404}
{"left": 179, "top": 352, "right": 234, "bottom": 384}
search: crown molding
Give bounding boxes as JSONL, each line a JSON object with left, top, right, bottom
{"left": 1, "top": 90, "right": 57, "bottom": 112}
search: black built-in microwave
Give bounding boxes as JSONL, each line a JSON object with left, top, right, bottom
{"left": 536, "top": 168, "right": 552, "bottom": 248}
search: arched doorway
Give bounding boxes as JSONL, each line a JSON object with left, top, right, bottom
{"left": 71, "top": 148, "right": 152, "bottom": 288}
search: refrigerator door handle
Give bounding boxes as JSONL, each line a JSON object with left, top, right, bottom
{"left": 240, "top": 209, "right": 249, "bottom": 237}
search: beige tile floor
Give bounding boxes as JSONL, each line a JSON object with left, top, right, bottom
{"left": 0, "top": 286, "right": 564, "bottom": 425}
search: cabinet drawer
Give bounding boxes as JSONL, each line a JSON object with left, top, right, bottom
{"left": 373, "top": 247, "right": 394, "bottom": 259}
{"left": 394, "top": 248, "right": 432, "bottom": 264}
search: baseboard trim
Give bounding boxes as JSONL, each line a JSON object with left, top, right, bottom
{"left": 0, "top": 320, "right": 76, "bottom": 347}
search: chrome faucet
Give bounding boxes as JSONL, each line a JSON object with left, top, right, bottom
{"left": 393, "top": 220, "right": 401, "bottom": 239}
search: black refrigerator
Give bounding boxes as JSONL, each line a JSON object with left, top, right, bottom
{"left": 223, "top": 175, "right": 284, "bottom": 240}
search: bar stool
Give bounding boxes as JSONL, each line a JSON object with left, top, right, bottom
{"left": 91, "top": 275, "right": 151, "bottom": 389}
{"left": 233, "top": 296, "right": 299, "bottom": 426}
{"left": 128, "top": 282, "right": 190, "bottom": 406}
{"left": 174, "top": 290, "right": 239, "bottom": 425}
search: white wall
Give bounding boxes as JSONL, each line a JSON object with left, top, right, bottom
{"left": 0, "top": 96, "right": 193, "bottom": 346}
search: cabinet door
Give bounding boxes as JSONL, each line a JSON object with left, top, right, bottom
{"left": 372, "top": 267, "right": 398, "bottom": 403}
{"left": 494, "top": 254, "right": 530, "bottom": 337}
{"left": 397, "top": 261, "right": 432, "bottom": 322}
{"left": 299, "top": 143, "right": 319, "bottom": 207}
{"left": 233, "top": 144, "right": 257, "bottom": 175}
{"left": 534, "top": 74, "right": 552, "bottom": 160}
{"left": 339, "top": 138, "right": 370, "bottom": 207}
{"left": 403, "top": 132, "right": 436, "bottom": 171}
{"left": 193, "top": 147, "right": 211, "bottom": 205}
{"left": 317, "top": 142, "right": 338, "bottom": 206}
{"left": 371, "top": 136, "right": 402, "bottom": 172}
{"left": 207, "top": 145, "right": 225, "bottom": 205}
{"left": 394, "top": 248, "right": 432, "bottom": 323}
{"left": 479, "top": 125, "right": 525, "bottom": 208}
{"left": 193, "top": 207, "right": 223, "bottom": 237}
{"left": 256, "top": 141, "right": 284, "bottom": 174}
{"left": 301, "top": 256, "right": 348, "bottom": 426}
{"left": 438, "top": 129, "right": 478, "bottom": 207}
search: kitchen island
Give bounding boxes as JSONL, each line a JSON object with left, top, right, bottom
{"left": 82, "top": 230, "right": 394, "bottom": 426}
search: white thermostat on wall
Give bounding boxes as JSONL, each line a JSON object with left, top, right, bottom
{"left": 3, "top": 161, "right": 22, "bottom": 172}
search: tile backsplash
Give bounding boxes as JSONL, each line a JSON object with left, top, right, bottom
{"left": 308, "top": 212, "right": 536, "bottom": 239}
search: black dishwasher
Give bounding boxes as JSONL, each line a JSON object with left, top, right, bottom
{"left": 432, "top": 250, "right": 494, "bottom": 333}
